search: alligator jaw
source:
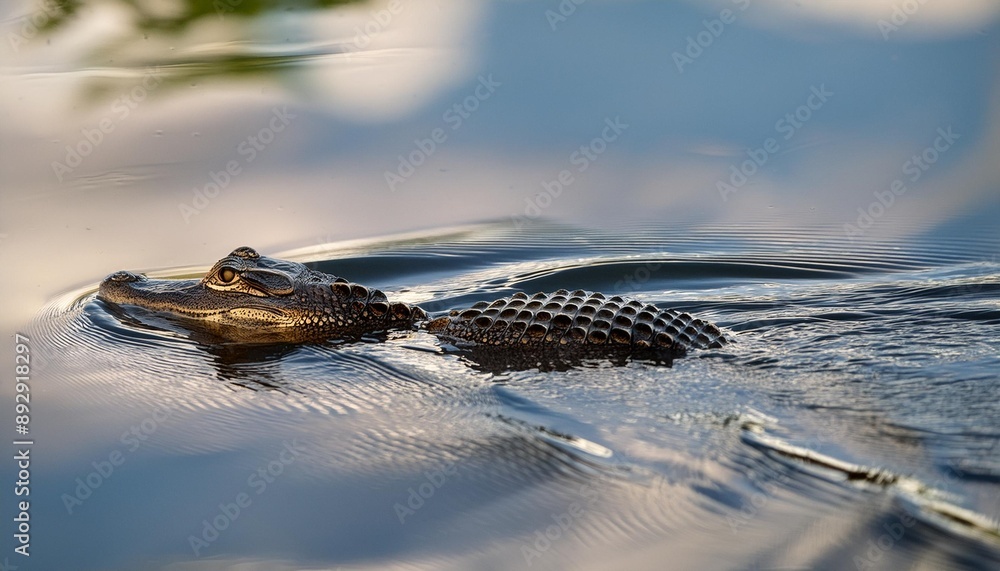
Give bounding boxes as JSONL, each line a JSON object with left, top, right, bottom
{"left": 97, "top": 270, "right": 286, "bottom": 322}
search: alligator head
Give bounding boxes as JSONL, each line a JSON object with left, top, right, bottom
{"left": 98, "top": 246, "right": 425, "bottom": 342}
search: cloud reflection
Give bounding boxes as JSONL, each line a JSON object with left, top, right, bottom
{"left": 687, "top": 0, "right": 1000, "bottom": 39}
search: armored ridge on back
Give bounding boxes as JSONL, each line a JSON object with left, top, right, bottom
{"left": 98, "top": 247, "right": 727, "bottom": 369}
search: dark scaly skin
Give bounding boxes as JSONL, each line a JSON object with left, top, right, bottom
{"left": 98, "top": 246, "right": 424, "bottom": 343}
{"left": 425, "top": 290, "right": 725, "bottom": 355}
{"left": 98, "top": 247, "right": 727, "bottom": 365}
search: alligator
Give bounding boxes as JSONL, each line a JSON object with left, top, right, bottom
{"left": 98, "top": 247, "right": 727, "bottom": 369}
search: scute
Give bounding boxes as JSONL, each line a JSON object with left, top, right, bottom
{"left": 655, "top": 332, "right": 674, "bottom": 347}
{"left": 351, "top": 285, "right": 369, "bottom": 299}
{"left": 587, "top": 330, "right": 607, "bottom": 344}
{"left": 525, "top": 323, "right": 548, "bottom": 338}
{"left": 397, "top": 287, "right": 726, "bottom": 364}
{"left": 390, "top": 303, "right": 412, "bottom": 320}
{"left": 552, "top": 314, "right": 572, "bottom": 328}
{"left": 610, "top": 328, "right": 631, "bottom": 344}
{"left": 332, "top": 282, "right": 352, "bottom": 297}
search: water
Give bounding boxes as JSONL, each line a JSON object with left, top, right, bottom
{"left": 17, "top": 222, "right": 1000, "bottom": 570}
{"left": 2, "top": 1, "right": 999, "bottom": 569}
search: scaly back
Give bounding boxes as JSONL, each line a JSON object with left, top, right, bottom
{"left": 425, "top": 289, "right": 726, "bottom": 356}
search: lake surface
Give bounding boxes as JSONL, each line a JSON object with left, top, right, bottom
{"left": 2, "top": 1, "right": 999, "bottom": 570}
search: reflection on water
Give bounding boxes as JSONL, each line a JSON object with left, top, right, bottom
{"left": 2, "top": 0, "right": 1000, "bottom": 569}
{"left": 6, "top": 0, "right": 482, "bottom": 120}
{"left": 18, "top": 0, "right": 366, "bottom": 101}
{"left": 39, "top": 0, "right": 363, "bottom": 33}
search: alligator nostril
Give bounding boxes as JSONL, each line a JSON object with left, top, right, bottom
{"left": 108, "top": 271, "right": 143, "bottom": 283}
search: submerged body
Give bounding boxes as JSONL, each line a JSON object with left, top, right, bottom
{"left": 98, "top": 247, "right": 726, "bottom": 368}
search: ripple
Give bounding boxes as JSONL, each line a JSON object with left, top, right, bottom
{"left": 25, "top": 219, "right": 1000, "bottom": 569}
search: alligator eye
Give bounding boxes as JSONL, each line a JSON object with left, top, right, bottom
{"left": 218, "top": 267, "right": 237, "bottom": 284}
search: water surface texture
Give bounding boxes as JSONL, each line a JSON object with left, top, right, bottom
{"left": 2, "top": 1, "right": 999, "bottom": 570}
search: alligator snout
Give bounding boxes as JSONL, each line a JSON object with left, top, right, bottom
{"left": 98, "top": 271, "right": 147, "bottom": 306}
